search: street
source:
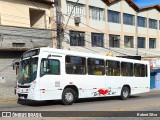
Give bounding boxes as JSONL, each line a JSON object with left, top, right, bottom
{"left": 0, "top": 90, "right": 160, "bottom": 111}
{"left": 0, "top": 90, "right": 160, "bottom": 120}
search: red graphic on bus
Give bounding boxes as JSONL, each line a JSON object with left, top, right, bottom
{"left": 98, "top": 89, "right": 109, "bottom": 95}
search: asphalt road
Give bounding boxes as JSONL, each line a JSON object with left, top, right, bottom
{"left": 0, "top": 90, "right": 160, "bottom": 120}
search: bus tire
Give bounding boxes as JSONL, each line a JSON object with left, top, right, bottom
{"left": 62, "top": 88, "right": 76, "bottom": 105}
{"left": 121, "top": 86, "right": 130, "bottom": 100}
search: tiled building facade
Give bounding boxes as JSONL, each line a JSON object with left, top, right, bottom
{"left": 59, "top": 0, "right": 160, "bottom": 60}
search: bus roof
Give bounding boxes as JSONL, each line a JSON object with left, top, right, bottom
{"left": 31, "top": 47, "right": 149, "bottom": 64}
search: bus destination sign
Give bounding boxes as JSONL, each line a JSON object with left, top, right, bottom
{"left": 22, "top": 49, "right": 40, "bottom": 59}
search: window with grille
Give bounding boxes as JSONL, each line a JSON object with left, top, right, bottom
{"left": 108, "top": 10, "right": 120, "bottom": 23}
{"left": 67, "top": 1, "right": 85, "bottom": 17}
{"left": 12, "top": 43, "right": 25, "bottom": 47}
{"left": 149, "top": 38, "right": 156, "bottom": 49}
{"left": 149, "top": 19, "right": 157, "bottom": 29}
{"left": 123, "top": 13, "right": 135, "bottom": 25}
{"left": 70, "top": 31, "right": 85, "bottom": 46}
{"left": 109, "top": 35, "right": 120, "bottom": 48}
{"left": 138, "top": 37, "right": 145, "bottom": 48}
{"left": 91, "top": 33, "right": 104, "bottom": 47}
{"left": 137, "top": 16, "right": 146, "bottom": 27}
{"left": 124, "top": 36, "right": 134, "bottom": 48}
{"left": 89, "top": 6, "right": 105, "bottom": 21}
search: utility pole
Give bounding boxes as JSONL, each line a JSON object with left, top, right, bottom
{"left": 136, "top": 11, "right": 138, "bottom": 56}
{"left": 55, "top": 0, "right": 63, "bottom": 49}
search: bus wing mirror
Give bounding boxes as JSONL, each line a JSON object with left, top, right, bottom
{"left": 13, "top": 62, "right": 19, "bottom": 70}
{"left": 47, "top": 54, "right": 51, "bottom": 69}
{"left": 47, "top": 54, "right": 51, "bottom": 59}
{"left": 13, "top": 64, "right": 15, "bottom": 70}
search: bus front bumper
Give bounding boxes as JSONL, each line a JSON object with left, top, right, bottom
{"left": 17, "top": 90, "right": 41, "bottom": 101}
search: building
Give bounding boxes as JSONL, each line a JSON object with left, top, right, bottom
{"left": 57, "top": 0, "right": 160, "bottom": 62}
{"left": 150, "top": 69, "right": 160, "bottom": 89}
{"left": 0, "top": 0, "right": 54, "bottom": 101}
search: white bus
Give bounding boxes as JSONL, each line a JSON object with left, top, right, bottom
{"left": 15, "top": 47, "right": 150, "bottom": 105}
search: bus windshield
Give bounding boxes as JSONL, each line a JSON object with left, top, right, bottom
{"left": 18, "top": 57, "right": 38, "bottom": 84}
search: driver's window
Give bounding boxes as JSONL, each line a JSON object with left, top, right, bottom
{"left": 40, "top": 59, "right": 60, "bottom": 77}
{"left": 23, "top": 64, "right": 30, "bottom": 78}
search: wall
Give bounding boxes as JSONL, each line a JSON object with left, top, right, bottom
{"left": 0, "top": 52, "right": 22, "bottom": 102}
{"left": 61, "top": 0, "right": 160, "bottom": 57}
{"left": 108, "top": 1, "right": 121, "bottom": 33}
{"left": 122, "top": 0, "right": 136, "bottom": 34}
{"left": 0, "top": 0, "right": 53, "bottom": 102}
{"left": 0, "top": 25, "right": 52, "bottom": 50}
{"left": 156, "top": 73, "right": 160, "bottom": 89}
{"left": 0, "top": 0, "right": 51, "bottom": 29}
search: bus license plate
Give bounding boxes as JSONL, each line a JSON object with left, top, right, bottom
{"left": 19, "top": 88, "right": 26, "bottom": 93}
{"left": 19, "top": 96, "right": 25, "bottom": 99}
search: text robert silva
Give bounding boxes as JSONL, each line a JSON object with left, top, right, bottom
{"left": 137, "top": 112, "right": 158, "bottom": 117}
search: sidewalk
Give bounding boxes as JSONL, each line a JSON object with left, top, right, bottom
{"left": 150, "top": 89, "right": 160, "bottom": 92}
{"left": 0, "top": 84, "right": 17, "bottom": 104}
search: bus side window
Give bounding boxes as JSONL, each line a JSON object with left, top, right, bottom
{"left": 106, "top": 60, "right": 120, "bottom": 76}
{"left": 49, "top": 60, "right": 60, "bottom": 75}
{"left": 134, "top": 63, "right": 145, "bottom": 77}
{"left": 40, "top": 59, "right": 60, "bottom": 77}
{"left": 121, "top": 62, "right": 133, "bottom": 76}
{"left": 88, "top": 58, "right": 105, "bottom": 75}
{"left": 65, "top": 55, "right": 86, "bottom": 75}
{"left": 40, "top": 59, "right": 47, "bottom": 77}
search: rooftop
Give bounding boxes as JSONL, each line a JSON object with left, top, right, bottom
{"left": 28, "top": 0, "right": 54, "bottom": 4}
{"left": 104, "top": 0, "right": 160, "bottom": 12}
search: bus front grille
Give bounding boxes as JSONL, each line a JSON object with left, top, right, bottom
{"left": 18, "top": 94, "right": 28, "bottom": 99}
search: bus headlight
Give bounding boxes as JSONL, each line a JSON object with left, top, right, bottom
{"left": 30, "top": 81, "right": 36, "bottom": 92}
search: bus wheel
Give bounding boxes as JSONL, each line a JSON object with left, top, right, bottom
{"left": 121, "top": 86, "right": 130, "bottom": 100}
{"left": 62, "top": 88, "right": 76, "bottom": 105}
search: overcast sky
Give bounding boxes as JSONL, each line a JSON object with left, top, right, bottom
{"left": 133, "top": 0, "right": 160, "bottom": 8}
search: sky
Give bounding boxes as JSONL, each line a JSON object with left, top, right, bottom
{"left": 133, "top": 0, "right": 160, "bottom": 8}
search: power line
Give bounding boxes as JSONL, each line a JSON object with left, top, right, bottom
{"left": 27, "top": 0, "right": 131, "bottom": 55}
{"left": 64, "top": 0, "right": 80, "bottom": 29}
{"left": 61, "top": 12, "right": 160, "bottom": 56}
{"left": 28, "top": 0, "right": 160, "bottom": 57}
{"left": 62, "top": 30, "right": 129, "bottom": 55}
{"left": 1, "top": 0, "right": 159, "bottom": 56}
{"left": 42, "top": 9, "right": 139, "bottom": 51}
{"left": 62, "top": 24, "right": 142, "bottom": 55}
{"left": 64, "top": 24, "right": 160, "bottom": 56}
{"left": 64, "top": 27, "right": 159, "bottom": 56}
{"left": 63, "top": 12, "right": 137, "bottom": 49}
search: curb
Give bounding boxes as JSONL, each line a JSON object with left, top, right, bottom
{"left": 150, "top": 89, "right": 160, "bottom": 92}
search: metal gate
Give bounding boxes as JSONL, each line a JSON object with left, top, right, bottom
{"left": 150, "top": 73, "right": 155, "bottom": 89}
